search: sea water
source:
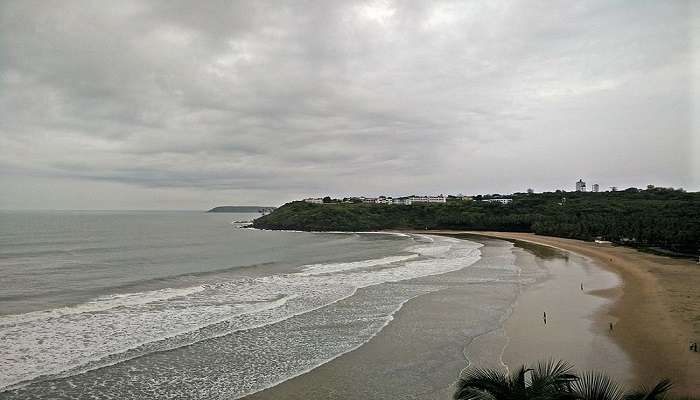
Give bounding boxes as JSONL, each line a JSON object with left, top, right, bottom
{"left": 0, "top": 211, "right": 487, "bottom": 399}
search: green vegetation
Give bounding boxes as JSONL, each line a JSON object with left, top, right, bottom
{"left": 454, "top": 359, "right": 678, "bottom": 400}
{"left": 252, "top": 188, "right": 700, "bottom": 255}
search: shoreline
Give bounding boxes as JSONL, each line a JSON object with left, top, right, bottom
{"left": 243, "top": 236, "right": 523, "bottom": 399}
{"left": 428, "top": 232, "right": 632, "bottom": 384}
{"left": 500, "top": 240, "right": 631, "bottom": 383}
{"left": 243, "top": 233, "right": 639, "bottom": 399}
{"left": 422, "top": 230, "right": 700, "bottom": 396}
{"left": 235, "top": 290, "right": 429, "bottom": 400}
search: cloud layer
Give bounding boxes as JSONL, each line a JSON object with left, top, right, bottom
{"left": 1, "top": 0, "right": 697, "bottom": 208}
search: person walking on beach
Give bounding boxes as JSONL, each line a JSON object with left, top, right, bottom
{"left": 609, "top": 322, "right": 614, "bottom": 331}
{"left": 543, "top": 311, "right": 547, "bottom": 325}
{"left": 581, "top": 283, "right": 583, "bottom": 291}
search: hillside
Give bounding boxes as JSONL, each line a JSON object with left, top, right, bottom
{"left": 253, "top": 189, "right": 700, "bottom": 255}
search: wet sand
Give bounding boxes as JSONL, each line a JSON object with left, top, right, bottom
{"left": 244, "top": 236, "right": 636, "bottom": 399}
{"left": 244, "top": 238, "right": 519, "bottom": 400}
{"left": 435, "top": 231, "right": 700, "bottom": 396}
{"left": 498, "top": 240, "right": 631, "bottom": 383}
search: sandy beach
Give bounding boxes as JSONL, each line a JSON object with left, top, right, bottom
{"left": 244, "top": 234, "right": 654, "bottom": 399}
{"left": 434, "top": 231, "right": 700, "bottom": 396}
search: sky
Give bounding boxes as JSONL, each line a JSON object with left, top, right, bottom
{"left": 1, "top": 0, "right": 698, "bottom": 209}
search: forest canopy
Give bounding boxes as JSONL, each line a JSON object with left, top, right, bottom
{"left": 253, "top": 189, "right": 700, "bottom": 255}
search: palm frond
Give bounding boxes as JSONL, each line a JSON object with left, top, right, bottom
{"left": 456, "top": 367, "right": 511, "bottom": 400}
{"left": 453, "top": 386, "right": 498, "bottom": 400}
{"left": 623, "top": 378, "right": 672, "bottom": 400}
{"left": 455, "top": 361, "right": 580, "bottom": 400}
{"left": 531, "top": 359, "right": 578, "bottom": 387}
{"left": 452, "top": 360, "right": 671, "bottom": 400}
{"left": 570, "top": 371, "right": 625, "bottom": 400}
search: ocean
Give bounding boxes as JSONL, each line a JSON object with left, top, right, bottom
{"left": 0, "top": 211, "right": 494, "bottom": 399}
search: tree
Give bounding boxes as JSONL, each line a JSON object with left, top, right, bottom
{"left": 255, "top": 190, "right": 700, "bottom": 254}
{"left": 454, "top": 362, "right": 674, "bottom": 400}
{"left": 453, "top": 360, "right": 577, "bottom": 400}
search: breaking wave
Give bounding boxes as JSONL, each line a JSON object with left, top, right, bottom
{"left": 0, "top": 233, "right": 482, "bottom": 394}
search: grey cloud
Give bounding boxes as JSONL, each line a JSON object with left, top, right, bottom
{"left": 0, "top": 0, "right": 696, "bottom": 209}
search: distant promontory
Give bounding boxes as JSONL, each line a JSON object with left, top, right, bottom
{"left": 207, "top": 206, "right": 275, "bottom": 213}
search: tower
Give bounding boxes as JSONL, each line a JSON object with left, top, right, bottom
{"left": 576, "top": 179, "right": 586, "bottom": 192}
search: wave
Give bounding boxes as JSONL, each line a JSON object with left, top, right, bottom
{"left": 233, "top": 288, "right": 439, "bottom": 399}
{"left": 0, "top": 288, "right": 299, "bottom": 390}
{"left": 0, "top": 286, "right": 206, "bottom": 326}
{"left": 298, "top": 254, "right": 419, "bottom": 275}
{"left": 0, "top": 233, "right": 482, "bottom": 393}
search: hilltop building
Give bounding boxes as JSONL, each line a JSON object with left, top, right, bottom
{"left": 387, "top": 195, "right": 447, "bottom": 205}
{"left": 308, "top": 194, "right": 447, "bottom": 206}
{"left": 304, "top": 198, "right": 324, "bottom": 204}
{"left": 408, "top": 195, "right": 446, "bottom": 204}
{"left": 592, "top": 184, "right": 599, "bottom": 192}
{"left": 576, "top": 179, "right": 587, "bottom": 192}
{"left": 360, "top": 196, "right": 400, "bottom": 204}
{"left": 481, "top": 198, "right": 513, "bottom": 204}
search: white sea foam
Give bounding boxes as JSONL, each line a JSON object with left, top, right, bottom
{"left": 233, "top": 287, "right": 440, "bottom": 400}
{"left": 298, "top": 254, "right": 419, "bottom": 275}
{"left": 0, "top": 286, "right": 207, "bottom": 325}
{"left": 0, "top": 234, "right": 482, "bottom": 392}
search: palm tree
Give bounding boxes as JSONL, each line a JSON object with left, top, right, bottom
{"left": 570, "top": 372, "right": 671, "bottom": 400}
{"left": 453, "top": 360, "right": 578, "bottom": 400}
{"left": 454, "top": 360, "right": 675, "bottom": 400}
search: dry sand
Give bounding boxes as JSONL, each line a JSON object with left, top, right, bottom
{"left": 431, "top": 231, "right": 700, "bottom": 396}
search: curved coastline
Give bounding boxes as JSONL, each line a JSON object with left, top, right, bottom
{"left": 243, "top": 235, "right": 533, "bottom": 399}
{"left": 431, "top": 232, "right": 631, "bottom": 383}
{"left": 243, "top": 231, "right": 700, "bottom": 399}
{"left": 423, "top": 230, "right": 700, "bottom": 396}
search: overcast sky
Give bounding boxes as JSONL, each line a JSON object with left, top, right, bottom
{"left": 1, "top": 1, "right": 698, "bottom": 209}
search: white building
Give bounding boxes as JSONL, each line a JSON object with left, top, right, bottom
{"left": 408, "top": 195, "right": 447, "bottom": 204}
{"left": 576, "top": 179, "right": 587, "bottom": 192}
{"left": 592, "top": 184, "right": 600, "bottom": 192}
{"left": 304, "top": 198, "right": 323, "bottom": 204}
{"left": 482, "top": 198, "right": 513, "bottom": 204}
{"left": 375, "top": 196, "right": 393, "bottom": 204}
{"left": 341, "top": 194, "right": 448, "bottom": 205}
